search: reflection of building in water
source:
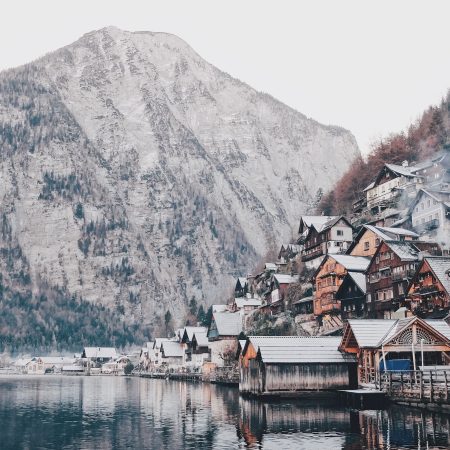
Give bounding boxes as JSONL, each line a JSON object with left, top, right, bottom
{"left": 238, "top": 397, "right": 450, "bottom": 450}
{"left": 238, "top": 397, "right": 350, "bottom": 447}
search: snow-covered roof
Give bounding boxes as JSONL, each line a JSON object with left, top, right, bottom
{"left": 234, "top": 297, "right": 262, "bottom": 308}
{"left": 83, "top": 347, "right": 118, "bottom": 359}
{"left": 212, "top": 312, "right": 242, "bottom": 336}
{"left": 385, "top": 163, "right": 417, "bottom": 178}
{"left": 363, "top": 181, "right": 375, "bottom": 192}
{"left": 274, "top": 274, "right": 298, "bottom": 284}
{"left": 212, "top": 304, "right": 228, "bottom": 313}
{"left": 161, "top": 341, "right": 184, "bottom": 358}
{"left": 252, "top": 336, "right": 355, "bottom": 364}
{"left": 38, "top": 357, "right": 76, "bottom": 365}
{"left": 192, "top": 331, "right": 209, "bottom": 347}
{"left": 301, "top": 216, "right": 338, "bottom": 230}
{"left": 425, "top": 257, "right": 450, "bottom": 296}
{"left": 347, "top": 272, "right": 367, "bottom": 293}
{"left": 14, "top": 358, "right": 32, "bottom": 367}
{"left": 381, "top": 240, "right": 420, "bottom": 261}
{"left": 330, "top": 254, "right": 370, "bottom": 272}
{"left": 153, "top": 338, "right": 170, "bottom": 349}
{"left": 345, "top": 318, "right": 450, "bottom": 348}
{"left": 182, "top": 326, "right": 207, "bottom": 342}
{"left": 265, "top": 263, "right": 277, "bottom": 271}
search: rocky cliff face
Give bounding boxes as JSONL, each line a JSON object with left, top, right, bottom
{"left": 0, "top": 27, "right": 359, "bottom": 340}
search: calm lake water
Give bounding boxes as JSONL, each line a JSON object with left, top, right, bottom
{"left": 1, "top": 376, "right": 450, "bottom": 450}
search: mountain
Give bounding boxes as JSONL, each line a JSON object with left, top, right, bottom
{"left": 0, "top": 27, "right": 358, "bottom": 350}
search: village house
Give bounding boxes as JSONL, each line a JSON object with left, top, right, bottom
{"left": 207, "top": 312, "right": 242, "bottom": 366}
{"left": 410, "top": 189, "right": 450, "bottom": 255}
{"left": 313, "top": 254, "right": 370, "bottom": 317}
{"left": 339, "top": 317, "right": 450, "bottom": 385}
{"left": 365, "top": 240, "right": 441, "bottom": 319}
{"left": 268, "top": 274, "right": 298, "bottom": 306}
{"left": 190, "top": 331, "right": 210, "bottom": 368}
{"left": 160, "top": 340, "right": 184, "bottom": 369}
{"left": 81, "top": 347, "right": 118, "bottom": 367}
{"left": 408, "top": 148, "right": 450, "bottom": 190}
{"left": 231, "top": 296, "right": 262, "bottom": 315}
{"left": 180, "top": 326, "right": 208, "bottom": 366}
{"left": 335, "top": 272, "right": 367, "bottom": 320}
{"left": 239, "top": 336, "right": 357, "bottom": 396}
{"left": 347, "top": 224, "right": 419, "bottom": 258}
{"left": 277, "top": 243, "right": 301, "bottom": 263}
{"left": 364, "top": 162, "right": 423, "bottom": 213}
{"left": 25, "top": 357, "right": 76, "bottom": 375}
{"left": 298, "top": 216, "right": 354, "bottom": 268}
{"left": 406, "top": 256, "right": 450, "bottom": 319}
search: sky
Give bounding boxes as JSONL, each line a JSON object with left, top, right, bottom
{"left": 2, "top": 0, "right": 450, "bottom": 154}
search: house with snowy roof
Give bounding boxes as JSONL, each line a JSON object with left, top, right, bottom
{"left": 407, "top": 256, "right": 450, "bottom": 319}
{"left": 365, "top": 240, "right": 441, "bottom": 319}
{"left": 298, "top": 215, "right": 354, "bottom": 268}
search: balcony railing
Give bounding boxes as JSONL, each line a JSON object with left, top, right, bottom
{"left": 301, "top": 246, "right": 324, "bottom": 262}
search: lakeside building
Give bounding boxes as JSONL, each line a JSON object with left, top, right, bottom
{"left": 207, "top": 312, "right": 242, "bottom": 366}
{"left": 339, "top": 317, "right": 450, "bottom": 385}
{"left": 239, "top": 336, "right": 357, "bottom": 396}
{"left": 335, "top": 272, "right": 367, "bottom": 320}
{"left": 407, "top": 256, "right": 450, "bottom": 318}
{"left": 81, "top": 347, "right": 118, "bottom": 366}
{"left": 25, "top": 357, "right": 76, "bottom": 375}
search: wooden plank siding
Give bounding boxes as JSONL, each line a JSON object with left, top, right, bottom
{"left": 241, "top": 361, "right": 357, "bottom": 395}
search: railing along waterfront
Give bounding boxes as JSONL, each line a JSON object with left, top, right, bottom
{"left": 379, "top": 369, "right": 450, "bottom": 404}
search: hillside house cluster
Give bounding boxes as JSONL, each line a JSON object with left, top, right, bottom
{"left": 230, "top": 148, "right": 450, "bottom": 336}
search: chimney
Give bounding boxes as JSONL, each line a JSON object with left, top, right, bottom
{"left": 402, "top": 160, "right": 409, "bottom": 167}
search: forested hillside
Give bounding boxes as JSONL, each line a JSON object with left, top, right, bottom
{"left": 319, "top": 93, "right": 450, "bottom": 215}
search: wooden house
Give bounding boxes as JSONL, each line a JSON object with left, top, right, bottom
{"left": 365, "top": 240, "right": 441, "bottom": 319}
{"left": 339, "top": 317, "right": 450, "bottom": 385}
{"left": 347, "top": 224, "right": 419, "bottom": 258}
{"left": 313, "top": 254, "right": 370, "bottom": 316}
{"left": 335, "top": 272, "right": 367, "bottom": 320}
{"left": 231, "top": 297, "right": 262, "bottom": 315}
{"left": 239, "top": 336, "right": 357, "bottom": 396}
{"left": 180, "top": 326, "right": 208, "bottom": 365}
{"left": 407, "top": 256, "right": 450, "bottom": 318}
{"left": 364, "top": 162, "right": 423, "bottom": 213}
{"left": 299, "top": 216, "right": 354, "bottom": 268}
{"left": 190, "top": 331, "right": 210, "bottom": 368}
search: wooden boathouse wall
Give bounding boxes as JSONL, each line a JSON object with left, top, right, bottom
{"left": 241, "top": 360, "right": 357, "bottom": 395}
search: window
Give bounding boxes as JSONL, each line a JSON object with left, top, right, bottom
{"left": 375, "top": 238, "right": 380, "bottom": 246}
{"left": 364, "top": 241, "right": 370, "bottom": 251}
{"left": 398, "top": 284, "right": 404, "bottom": 295}
{"left": 337, "top": 229, "right": 343, "bottom": 236}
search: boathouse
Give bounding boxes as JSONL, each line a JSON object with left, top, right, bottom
{"left": 339, "top": 317, "right": 450, "bottom": 385}
{"left": 239, "top": 336, "right": 357, "bottom": 396}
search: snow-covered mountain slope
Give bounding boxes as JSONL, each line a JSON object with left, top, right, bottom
{"left": 0, "top": 27, "right": 359, "bottom": 333}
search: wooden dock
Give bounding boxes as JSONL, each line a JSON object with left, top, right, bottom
{"left": 338, "top": 389, "right": 388, "bottom": 409}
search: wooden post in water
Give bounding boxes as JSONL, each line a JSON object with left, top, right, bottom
{"left": 389, "top": 372, "right": 392, "bottom": 396}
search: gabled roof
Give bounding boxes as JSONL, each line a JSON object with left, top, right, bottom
{"left": 234, "top": 297, "right": 262, "bottom": 308}
{"left": 346, "top": 225, "right": 419, "bottom": 254}
{"left": 385, "top": 163, "right": 417, "bottom": 178}
{"left": 160, "top": 341, "right": 184, "bottom": 358}
{"left": 82, "top": 347, "right": 118, "bottom": 359}
{"left": 381, "top": 240, "right": 424, "bottom": 262}
{"left": 192, "top": 331, "right": 209, "bottom": 348}
{"left": 343, "top": 318, "right": 450, "bottom": 349}
{"left": 331, "top": 254, "right": 371, "bottom": 272}
{"left": 265, "top": 263, "right": 277, "bottom": 272}
{"left": 250, "top": 336, "right": 356, "bottom": 364}
{"left": 298, "top": 216, "right": 338, "bottom": 234}
{"left": 409, "top": 188, "right": 450, "bottom": 213}
{"left": 273, "top": 274, "right": 299, "bottom": 284}
{"left": 210, "top": 312, "right": 242, "bottom": 336}
{"left": 423, "top": 256, "right": 450, "bottom": 296}
{"left": 212, "top": 304, "right": 228, "bottom": 313}
{"left": 153, "top": 338, "right": 170, "bottom": 350}
{"left": 181, "top": 326, "right": 207, "bottom": 343}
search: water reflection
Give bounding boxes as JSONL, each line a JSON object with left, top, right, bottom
{"left": 0, "top": 376, "right": 449, "bottom": 449}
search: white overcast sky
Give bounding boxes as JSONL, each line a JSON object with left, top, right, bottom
{"left": 2, "top": 0, "right": 450, "bottom": 154}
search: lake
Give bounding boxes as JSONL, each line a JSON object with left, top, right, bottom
{"left": 0, "top": 375, "right": 449, "bottom": 449}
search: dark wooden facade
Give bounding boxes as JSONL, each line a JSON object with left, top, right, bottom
{"left": 366, "top": 241, "right": 441, "bottom": 319}
{"left": 407, "top": 257, "right": 450, "bottom": 319}
{"left": 335, "top": 274, "right": 366, "bottom": 320}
